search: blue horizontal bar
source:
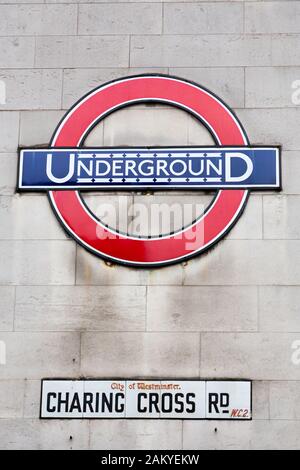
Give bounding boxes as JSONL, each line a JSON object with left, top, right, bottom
{"left": 18, "top": 147, "right": 280, "bottom": 190}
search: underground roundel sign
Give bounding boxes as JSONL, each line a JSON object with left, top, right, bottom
{"left": 18, "top": 74, "right": 281, "bottom": 267}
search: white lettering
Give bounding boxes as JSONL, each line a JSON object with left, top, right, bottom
{"left": 95, "top": 160, "right": 110, "bottom": 176}
{"left": 138, "top": 160, "right": 154, "bottom": 176}
{"left": 112, "top": 160, "right": 123, "bottom": 176}
{"left": 225, "top": 152, "right": 253, "bottom": 183}
{"left": 207, "top": 159, "right": 222, "bottom": 176}
{"left": 46, "top": 153, "right": 75, "bottom": 183}
{"left": 169, "top": 159, "right": 187, "bottom": 176}
{"left": 77, "top": 160, "right": 93, "bottom": 177}
{"left": 125, "top": 160, "right": 138, "bottom": 177}
{"left": 188, "top": 159, "right": 204, "bottom": 176}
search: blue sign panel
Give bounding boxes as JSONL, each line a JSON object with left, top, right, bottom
{"left": 18, "top": 147, "right": 280, "bottom": 190}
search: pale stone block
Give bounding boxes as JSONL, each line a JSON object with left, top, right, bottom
{"left": 259, "top": 286, "right": 300, "bottom": 332}
{"left": 0, "top": 196, "right": 66, "bottom": 239}
{"left": 236, "top": 108, "right": 300, "bottom": 150}
{"left": 15, "top": 285, "right": 146, "bottom": 331}
{"left": 0, "top": 380, "right": 24, "bottom": 418}
{"left": 183, "top": 240, "right": 300, "bottom": 285}
{"left": 252, "top": 381, "right": 269, "bottom": 420}
{"left": 78, "top": 3, "right": 162, "bottom": 35}
{"left": 0, "top": 70, "right": 62, "bottom": 110}
{"left": 272, "top": 35, "right": 300, "bottom": 66}
{"left": 146, "top": 263, "right": 184, "bottom": 286}
{"left": 147, "top": 286, "right": 258, "bottom": 332}
{"left": 0, "top": 4, "right": 77, "bottom": 36}
{"left": 0, "top": 240, "right": 75, "bottom": 285}
{"left": 0, "top": 419, "right": 89, "bottom": 450}
{"left": 35, "top": 36, "right": 129, "bottom": 68}
{"left": 131, "top": 35, "right": 272, "bottom": 67}
{"left": 0, "top": 286, "right": 15, "bottom": 331}
{"left": 0, "top": 332, "right": 80, "bottom": 379}
{"left": 183, "top": 420, "right": 300, "bottom": 449}
{"left": 263, "top": 195, "right": 300, "bottom": 239}
{"left": 246, "top": 2, "right": 300, "bottom": 34}
{"left": 0, "top": 112, "right": 19, "bottom": 152}
{"left": 245, "top": 67, "right": 300, "bottom": 108}
{"left": 23, "top": 380, "right": 40, "bottom": 418}
{"left": 19, "top": 110, "right": 64, "bottom": 147}
{"left": 0, "top": 154, "right": 18, "bottom": 195}
{"left": 270, "top": 381, "right": 300, "bottom": 419}
{"left": 90, "top": 420, "right": 182, "bottom": 450}
{"left": 81, "top": 332, "right": 200, "bottom": 377}
{"left": 164, "top": 2, "right": 243, "bottom": 34}
{"left": 282, "top": 151, "right": 300, "bottom": 194}
{"left": 201, "top": 332, "right": 300, "bottom": 380}
{"left": 0, "top": 37, "right": 34, "bottom": 68}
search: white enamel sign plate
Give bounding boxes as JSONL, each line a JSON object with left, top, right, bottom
{"left": 40, "top": 380, "right": 251, "bottom": 420}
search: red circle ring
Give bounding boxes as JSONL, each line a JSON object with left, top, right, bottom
{"left": 48, "top": 75, "right": 249, "bottom": 267}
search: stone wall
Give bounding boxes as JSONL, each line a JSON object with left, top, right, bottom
{"left": 0, "top": 0, "right": 300, "bottom": 450}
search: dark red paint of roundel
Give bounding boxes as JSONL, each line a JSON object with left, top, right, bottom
{"left": 48, "top": 75, "right": 249, "bottom": 267}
